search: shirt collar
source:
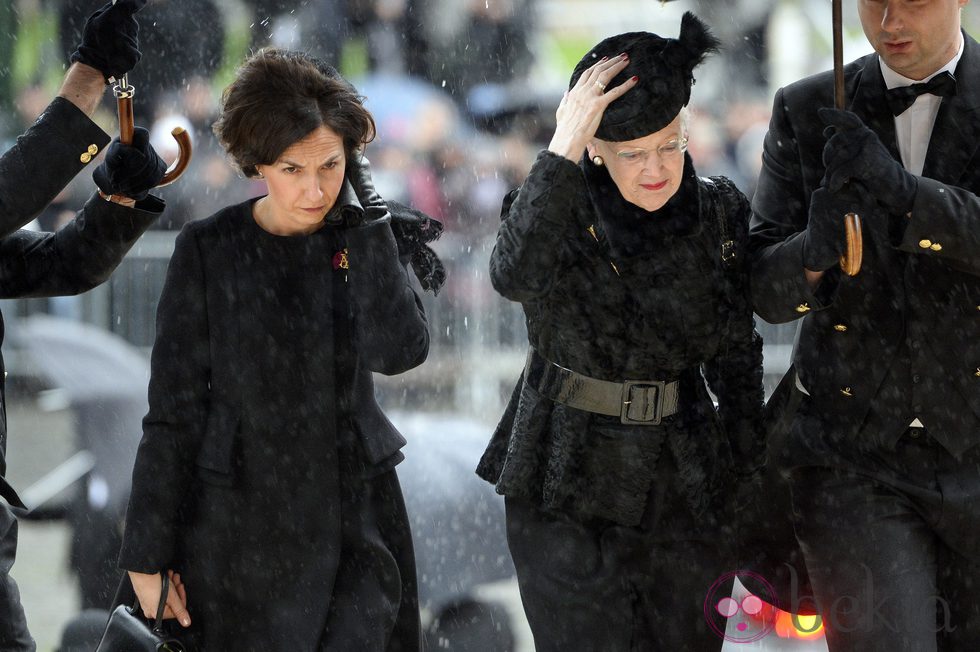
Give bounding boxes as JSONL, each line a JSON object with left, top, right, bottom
{"left": 879, "top": 32, "right": 964, "bottom": 89}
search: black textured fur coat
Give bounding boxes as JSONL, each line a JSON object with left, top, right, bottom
{"left": 477, "top": 151, "right": 764, "bottom": 526}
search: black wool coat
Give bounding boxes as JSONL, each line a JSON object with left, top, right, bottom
{"left": 118, "top": 189, "right": 431, "bottom": 650}
{"left": 477, "top": 151, "right": 764, "bottom": 527}
{"left": 749, "top": 31, "right": 980, "bottom": 453}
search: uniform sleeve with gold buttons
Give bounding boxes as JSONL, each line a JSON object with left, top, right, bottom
{"left": 748, "top": 88, "right": 842, "bottom": 325}
{"left": 895, "top": 175, "right": 980, "bottom": 277}
{"left": 0, "top": 191, "right": 160, "bottom": 299}
{"left": 0, "top": 96, "right": 110, "bottom": 240}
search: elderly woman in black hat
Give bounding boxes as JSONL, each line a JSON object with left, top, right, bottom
{"left": 477, "top": 12, "right": 765, "bottom": 650}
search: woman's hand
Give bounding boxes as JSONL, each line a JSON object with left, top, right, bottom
{"left": 548, "top": 54, "right": 637, "bottom": 162}
{"left": 129, "top": 569, "right": 192, "bottom": 627}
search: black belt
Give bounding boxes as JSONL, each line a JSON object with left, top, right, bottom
{"left": 523, "top": 349, "right": 680, "bottom": 426}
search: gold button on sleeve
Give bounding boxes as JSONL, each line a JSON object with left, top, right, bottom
{"left": 795, "top": 303, "right": 811, "bottom": 314}
{"left": 834, "top": 324, "right": 848, "bottom": 332}
{"left": 930, "top": 243, "right": 942, "bottom": 252}
{"left": 80, "top": 152, "right": 92, "bottom": 163}
{"left": 918, "top": 239, "right": 932, "bottom": 249}
{"left": 87, "top": 144, "right": 99, "bottom": 155}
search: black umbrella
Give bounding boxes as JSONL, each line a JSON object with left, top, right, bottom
{"left": 13, "top": 315, "right": 149, "bottom": 608}
{"left": 392, "top": 412, "right": 515, "bottom": 613}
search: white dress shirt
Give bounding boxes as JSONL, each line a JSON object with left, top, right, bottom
{"left": 879, "top": 36, "right": 964, "bottom": 175}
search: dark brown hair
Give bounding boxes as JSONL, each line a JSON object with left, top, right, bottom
{"left": 213, "top": 48, "right": 376, "bottom": 177}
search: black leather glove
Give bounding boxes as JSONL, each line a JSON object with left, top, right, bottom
{"left": 803, "top": 184, "right": 865, "bottom": 272}
{"left": 346, "top": 151, "right": 391, "bottom": 226}
{"left": 818, "top": 107, "right": 917, "bottom": 215}
{"left": 70, "top": 0, "right": 147, "bottom": 82}
{"left": 93, "top": 127, "right": 166, "bottom": 201}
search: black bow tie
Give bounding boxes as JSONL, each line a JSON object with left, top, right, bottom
{"left": 885, "top": 71, "right": 957, "bottom": 116}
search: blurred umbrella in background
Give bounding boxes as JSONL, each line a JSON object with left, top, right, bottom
{"left": 11, "top": 315, "right": 148, "bottom": 609}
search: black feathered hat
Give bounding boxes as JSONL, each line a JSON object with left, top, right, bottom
{"left": 569, "top": 11, "right": 720, "bottom": 141}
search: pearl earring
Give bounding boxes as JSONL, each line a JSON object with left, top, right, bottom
{"left": 592, "top": 155, "right": 604, "bottom": 166}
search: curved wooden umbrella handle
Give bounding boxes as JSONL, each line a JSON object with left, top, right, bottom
{"left": 114, "top": 76, "right": 192, "bottom": 188}
{"left": 840, "top": 213, "right": 862, "bottom": 276}
{"left": 158, "top": 127, "right": 192, "bottom": 187}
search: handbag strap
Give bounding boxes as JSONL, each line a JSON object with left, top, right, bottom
{"left": 154, "top": 573, "right": 171, "bottom": 631}
{"left": 702, "top": 175, "right": 740, "bottom": 271}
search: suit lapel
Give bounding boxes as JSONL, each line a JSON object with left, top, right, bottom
{"left": 922, "top": 32, "right": 980, "bottom": 183}
{"left": 847, "top": 55, "right": 902, "bottom": 163}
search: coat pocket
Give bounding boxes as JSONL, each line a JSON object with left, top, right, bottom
{"left": 194, "top": 405, "right": 239, "bottom": 486}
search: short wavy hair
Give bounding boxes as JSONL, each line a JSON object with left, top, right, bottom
{"left": 213, "top": 48, "right": 376, "bottom": 177}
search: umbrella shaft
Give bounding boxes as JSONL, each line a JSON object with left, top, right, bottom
{"left": 833, "top": 0, "right": 845, "bottom": 109}
{"left": 118, "top": 97, "right": 134, "bottom": 145}
{"left": 113, "top": 75, "right": 135, "bottom": 145}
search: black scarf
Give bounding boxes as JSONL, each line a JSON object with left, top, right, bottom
{"left": 581, "top": 152, "right": 701, "bottom": 259}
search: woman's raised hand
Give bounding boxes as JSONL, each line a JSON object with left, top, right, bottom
{"left": 548, "top": 54, "right": 637, "bottom": 162}
{"left": 129, "top": 569, "right": 192, "bottom": 627}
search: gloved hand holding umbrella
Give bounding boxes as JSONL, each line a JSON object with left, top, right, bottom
{"left": 74, "top": 0, "right": 192, "bottom": 192}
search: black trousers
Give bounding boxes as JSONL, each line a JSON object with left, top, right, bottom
{"left": 785, "top": 414, "right": 980, "bottom": 651}
{"left": 505, "top": 455, "right": 732, "bottom": 652}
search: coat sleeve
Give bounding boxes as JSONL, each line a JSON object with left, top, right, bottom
{"left": 345, "top": 217, "right": 430, "bottom": 376}
{"left": 894, "top": 176, "right": 980, "bottom": 277}
{"left": 0, "top": 193, "right": 160, "bottom": 299}
{"left": 488, "top": 150, "right": 590, "bottom": 302}
{"left": 748, "top": 88, "right": 840, "bottom": 324}
{"left": 0, "top": 97, "right": 110, "bottom": 239}
{"left": 119, "top": 224, "right": 211, "bottom": 573}
{"left": 702, "top": 197, "right": 766, "bottom": 476}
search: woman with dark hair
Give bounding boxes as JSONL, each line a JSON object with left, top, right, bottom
{"left": 476, "top": 12, "right": 765, "bottom": 650}
{"left": 116, "top": 48, "right": 443, "bottom": 650}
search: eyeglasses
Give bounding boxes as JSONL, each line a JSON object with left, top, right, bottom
{"left": 614, "top": 137, "right": 689, "bottom": 167}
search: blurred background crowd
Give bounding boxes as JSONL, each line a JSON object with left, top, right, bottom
{"left": 2, "top": 1, "right": 980, "bottom": 648}
{"left": 10, "top": 0, "right": 972, "bottom": 420}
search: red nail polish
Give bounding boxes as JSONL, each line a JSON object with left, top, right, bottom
{"left": 631, "top": 76, "right": 639, "bottom": 82}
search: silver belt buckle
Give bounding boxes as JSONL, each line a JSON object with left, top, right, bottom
{"left": 621, "top": 380, "right": 665, "bottom": 426}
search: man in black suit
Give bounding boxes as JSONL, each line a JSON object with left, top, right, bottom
{"left": 749, "top": 0, "right": 979, "bottom": 649}
{"left": 0, "top": 1, "right": 165, "bottom": 648}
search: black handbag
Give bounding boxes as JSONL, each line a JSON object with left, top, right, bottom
{"left": 95, "top": 573, "right": 187, "bottom": 652}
